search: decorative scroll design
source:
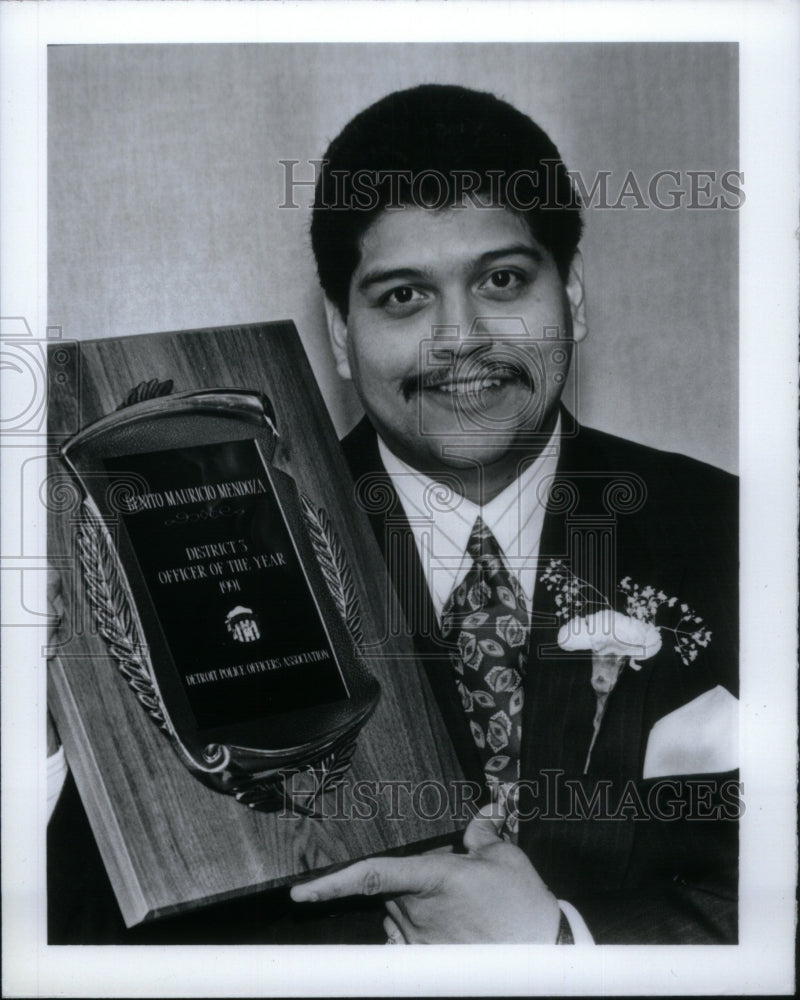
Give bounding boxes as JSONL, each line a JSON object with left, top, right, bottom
{"left": 76, "top": 503, "right": 169, "bottom": 733}
{"left": 422, "top": 475, "right": 467, "bottom": 514}
{"left": 601, "top": 473, "right": 647, "bottom": 515}
{"left": 116, "top": 378, "right": 174, "bottom": 410}
{"left": 538, "top": 474, "right": 579, "bottom": 515}
{"left": 42, "top": 472, "right": 83, "bottom": 514}
{"left": 163, "top": 505, "right": 245, "bottom": 527}
{"left": 537, "top": 471, "right": 648, "bottom": 517}
{"left": 300, "top": 493, "right": 364, "bottom": 650}
{"left": 353, "top": 472, "right": 396, "bottom": 516}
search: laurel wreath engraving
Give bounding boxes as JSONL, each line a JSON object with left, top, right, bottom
{"left": 300, "top": 492, "right": 364, "bottom": 650}
{"left": 234, "top": 736, "right": 359, "bottom": 816}
{"left": 77, "top": 502, "right": 170, "bottom": 733}
{"left": 116, "top": 378, "right": 174, "bottom": 410}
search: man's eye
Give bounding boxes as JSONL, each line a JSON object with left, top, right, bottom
{"left": 379, "top": 286, "right": 426, "bottom": 310}
{"left": 479, "top": 269, "right": 526, "bottom": 295}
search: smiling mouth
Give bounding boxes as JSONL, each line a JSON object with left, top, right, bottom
{"left": 412, "top": 361, "right": 533, "bottom": 399}
{"left": 428, "top": 375, "right": 513, "bottom": 394}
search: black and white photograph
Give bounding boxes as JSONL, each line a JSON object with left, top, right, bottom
{"left": 1, "top": 2, "right": 797, "bottom": 996}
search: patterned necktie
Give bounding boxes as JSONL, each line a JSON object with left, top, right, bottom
{"left": 441, "top": 517, "right": 528, "bottom": 801}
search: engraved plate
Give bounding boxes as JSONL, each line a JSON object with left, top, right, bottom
{"left": 104, "top": 440, "right": 350, "bottom": 729}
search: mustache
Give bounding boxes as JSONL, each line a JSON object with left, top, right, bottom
{"left": 400, "top": 353, "right": 535, "bottom": 402}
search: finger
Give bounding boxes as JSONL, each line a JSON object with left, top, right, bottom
{"left": 46, "top": 710, "right": 61, "bottom": 756}
{"left": 386, "top": 897, "right": 419, "bottom": 945}
{"left": 47, "top": 568, "right": 65, "bottom": 634}
{"left": 383, "top": 914, "right": 406, "bottom": 945}
{"left": 385, "top": 897, "right": 406, "bottom": 926}
{"left": 462, "top": 803, "right": 506, "bottom": 853}
{"left": 290, "top": 855, "right": 443, "bottom": 902}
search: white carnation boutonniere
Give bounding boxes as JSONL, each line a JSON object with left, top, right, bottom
{"left": 540, "top": 561, "right": 712, "bottom": 772}
{"left": 557, "top": 609, "right": 662, "bottom": 669}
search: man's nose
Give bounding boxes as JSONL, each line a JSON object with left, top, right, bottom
{"left": 429, "top": 292, "right": 527, "bottom": 353}
{"left": 430, "top": 290, "right": 483, "bottom": 345}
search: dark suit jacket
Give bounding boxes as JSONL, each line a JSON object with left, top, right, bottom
{"left": 340, "top": 411, "right": 739, "bottom": 944}
{"left": 49, "top": 412, "right": 737, "bottom": 945}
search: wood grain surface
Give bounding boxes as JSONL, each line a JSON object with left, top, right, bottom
{"left": 48, "top": 322, "right": 465, "bottom": 927}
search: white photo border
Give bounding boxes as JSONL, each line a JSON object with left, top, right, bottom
{"left": 1, "top": 1, "right": 797, "bottom": 996}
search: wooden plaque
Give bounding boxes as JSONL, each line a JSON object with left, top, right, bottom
{"left": 47, "top": 321, "right": 465, "bottom": 927}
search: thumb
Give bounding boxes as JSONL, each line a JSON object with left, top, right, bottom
{"left": 47, "top": 564, "right": 65, "bottom": 650}
{"left": 462, "top": 803, "right": 505, "bottom": 853}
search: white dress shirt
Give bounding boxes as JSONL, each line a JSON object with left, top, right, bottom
{"left": 377, "top": 421, "right": 561, "bottom": 622}
{"left": 377, "top": 420, "right": 595, "bottom": 944}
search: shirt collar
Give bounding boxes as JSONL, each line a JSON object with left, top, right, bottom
{"left": 377, "top": 419, "right": 561, "bottom": 614}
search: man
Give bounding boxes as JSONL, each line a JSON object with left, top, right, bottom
{"left": 48, "top": 83, "right": 738, "bottom": 947}
{"left": 289, "top": 84, "right": 739, "bottom": 944}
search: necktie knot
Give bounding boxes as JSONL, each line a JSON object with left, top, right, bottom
{"left": 466, "top": 516, "right": 503, "bottom": 564}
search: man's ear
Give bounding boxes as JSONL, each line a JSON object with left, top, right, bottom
{"left": 565, "top": 251, "right": 588, "bottom": 343}
{"left": 324, "top": 297, "right": 352, "bottom": 380}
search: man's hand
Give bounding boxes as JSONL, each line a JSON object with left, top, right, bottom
{"left": 46, "top": 565, "right": 64, "bottom": 756}
{"left": 290, "top": 806, "right": 560, "bottom": 943}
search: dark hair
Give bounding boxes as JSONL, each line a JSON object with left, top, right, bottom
{"left": 310, "top": 84, "right": 583, "bottom": 318}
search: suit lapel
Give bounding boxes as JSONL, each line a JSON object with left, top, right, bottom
{"left": 520, "top": 413, "right": 657, "bottom": 782}
{"left": 522, "top": 511, "right": 597, "bottom": 781}
{"left": 386, "top": 519, "right": 488, "bottom": 789}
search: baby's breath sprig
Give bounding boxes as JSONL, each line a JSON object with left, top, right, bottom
{"left": 539, "top": 559, "right": 610, "bottom": 622}
{"left": 618, "top": 577, "right": 711, "bottom": 665}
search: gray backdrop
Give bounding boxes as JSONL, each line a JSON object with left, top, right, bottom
{"left": 48, "top": 43, "right": 738, "bottom": 472}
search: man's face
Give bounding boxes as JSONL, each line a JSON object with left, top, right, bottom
{"left": 328, "top": 204, "right": 586, "bottom": 490}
